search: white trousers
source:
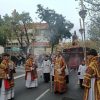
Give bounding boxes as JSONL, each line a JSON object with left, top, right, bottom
{"left": 25, "top": 72, "right": 38, "bottom": 88}
{"left": 0, "top": 80, "right": 14, "bottom": 100}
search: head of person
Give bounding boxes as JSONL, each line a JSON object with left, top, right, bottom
{"left": 87, "top": 49, "right": 98, "bottom": 59}
{"left": 2, "top": 53, "right": 10, "bottom": 61}
{"left": 45, "top": 55, "right": 48, "bottom": 61}
{"left": 81, "top": 60, "right": 85, "bottom": 65}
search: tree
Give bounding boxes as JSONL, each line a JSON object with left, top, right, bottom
{"left": 36, "top": 4, "right": 74, "bottom": 53}
{"left": 0, "top": 10, "right": 33, "bottom": 54}
{"left": 87, "top": 16, "right": 100, "bottom": 50}
{"left": 49, "top": 32, "right": 59, "bottom": 53}
{"left": 0, "top": 14, "right": 12, "bottom": 47}
{"left": 11, "top": 10, "right": 33, "bottom": 53}
{"left": 83, "top": 0, "right": 100, "bottom": 51}
{"left": 6, "top": 10, "right": 32, "bottom": 53}
{"left": 84, "top": 0, "right": 100, "bottom": 12}
{"left": 0, "top": 33, "right": 7, "bottom": 46}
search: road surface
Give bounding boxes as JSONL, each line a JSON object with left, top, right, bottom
{"left": 14, "top": 67, "right": 84, "bottom": 100}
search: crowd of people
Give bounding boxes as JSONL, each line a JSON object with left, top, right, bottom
{"left": 0, "top": 49, "right": 100, "bottom": 100}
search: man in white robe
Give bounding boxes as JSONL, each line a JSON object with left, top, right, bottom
{"left": 78, "top": 60, "right": 86, "bottom": 88}
{"left": 41, "top": 55, "right": 51, "bottom": 83}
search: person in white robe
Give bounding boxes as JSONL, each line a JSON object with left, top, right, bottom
{"left": 78, "top": 60, "right": 86, "bottom": 88}
{"left": 41, "top": 55, "right": 51, "bottom": 83}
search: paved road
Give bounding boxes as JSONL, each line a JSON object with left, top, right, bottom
{"left": 14, "top": 66, "right": 25, "bottom": 77}
{"left": 14, "top": 68, "right": 84, "bottom": 100}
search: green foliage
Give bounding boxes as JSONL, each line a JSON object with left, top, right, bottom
{"left": 0, "top": 10, "right": 33, "bottom": 53}
{"left": 20, "top": 12, "right": 32, "bottom": 24}
{"left": 36, "top": 4, "right": 73, "bottom": 40}
{"left": 36, "top": 4, "right": 73, "bottom": 52}
{"left": 88, "top": 15, "right": 100, "bottom": 50}
{"left": 0, "top": 33, "right": 7, "bottom": 46}
{"left": 0, "top": 15, "right": 3, "bottom": 26}
{"left": 84, "top": 0, "right": 100, "bottom": 11}
{"left": 84, "top": 0, "right": 100, "bottom": 50}
{"left": 0, "top": 14, "right": 12, "bottom": 46}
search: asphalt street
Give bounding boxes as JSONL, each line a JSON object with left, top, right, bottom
{"left": 14, "top": 67, "right": 84, "bottom": 100}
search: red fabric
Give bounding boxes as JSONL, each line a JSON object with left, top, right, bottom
{"left": 25, "top": 71, "right": 37, "bottom": 81}
{"left": 4, "top": 80, "right": 11, "bottom": 90}
{"left": 4, "top": 79, "right": 14, "bottom": 90}
{"left": 31, "top": 70, "right": 37, "bottom": 80}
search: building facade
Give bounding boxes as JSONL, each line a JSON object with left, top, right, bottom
{"left": 5, "top": 23, "right": 51, "bottom": 55}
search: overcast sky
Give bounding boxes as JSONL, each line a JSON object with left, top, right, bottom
{"left": 0, "top": 0, "right": 82, "bottom": 36}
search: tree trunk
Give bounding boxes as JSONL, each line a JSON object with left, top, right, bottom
{"left": 23, "top": 23, "right": 30, "bottom": 45}
{"left": 51, "top": 44, "right": 54, "bottom": 54}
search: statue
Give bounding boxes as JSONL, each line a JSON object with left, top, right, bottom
{"left": 72, "top": 31, "right": 78, "bottom": 46}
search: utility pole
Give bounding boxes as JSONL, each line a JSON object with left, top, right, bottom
{"left": 76, "top": 0, "right": 87, "bottom": 61}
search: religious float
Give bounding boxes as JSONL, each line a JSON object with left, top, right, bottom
{"left": 61, "top": 32, "right": 94, "bottom": 69}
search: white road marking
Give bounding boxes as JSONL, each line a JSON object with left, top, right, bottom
{"left": 69, "top": 69, "right": 73, "bottom": 73}
{"left": 14, "top": 68, "right": 49, "bottom": 100}
{"left": 14, "top": 74, "right": 25, "bottom": 79}
{"left": 14, "top": 68, "right": 42, "bottom": 80}
{"left": 35, "top": 89, "right": 50, "bottom": 100}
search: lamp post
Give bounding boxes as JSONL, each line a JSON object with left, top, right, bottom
{"left": 78, "top": 0, "right": 87, "bottom": 60}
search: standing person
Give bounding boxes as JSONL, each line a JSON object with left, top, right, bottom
{"left": 25, "top": 54, "right": 38, "bottom": 88}
{"left": 83, "top": 49, "right": 100, "bottom": 100}
{"left": 41, "top": 55, "right": 51, "bottom": 83}
{"left": 78, "top": 60, "right": 86, "bottom": 89}
{"left": 0, "top": 53, "right": 16, "bottom": 100}
{"left": 54, "top": 50, "right": 66, "bottom": 94}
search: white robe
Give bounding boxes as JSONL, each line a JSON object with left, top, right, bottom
{"left": 41, "top": 60, "right": 51, "bottom": 73}
{"left": 25, "top": 72, "right": 38, "bottom": 88}
{"left": 78, "top": 65, "right": 86, "bottom": 79}
{"left": 0, "top": 80, "right": 14, "bottom": 100}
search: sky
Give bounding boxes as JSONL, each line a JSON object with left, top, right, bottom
{"left": 0, "top": 0, "right": 82, "bottom": 37}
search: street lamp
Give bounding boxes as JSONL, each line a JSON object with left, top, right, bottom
{"left": 79, "top": 11, "right": 87, "bottom": 61}
{"left": 79, "top": 28, "right": 84, "bottom": 41}
{"left": 77, "top": 0, "right": 87, "bottom": 60}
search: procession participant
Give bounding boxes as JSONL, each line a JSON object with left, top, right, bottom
{"left": 83, "top": 49, "right": 100, "bottom": 100}
{"left": 54, "top": 50, "right": 66, "bottom": 94}
{"left": 78, "top": 60, "right": 86, "bottom": 89}
{"left": 0, "top": 53, "right": 16, "bottom": 100}
{"left": 25, "top": 54, "right": 38, "bottom": 88}
{"left": 41, "top": 55, "right": 51, "bottom": 83}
